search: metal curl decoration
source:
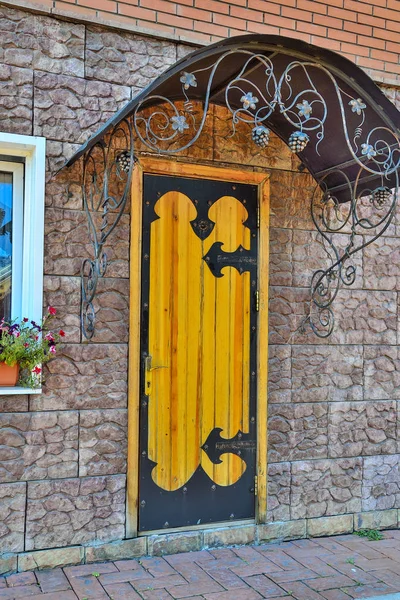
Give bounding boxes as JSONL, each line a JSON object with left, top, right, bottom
{"left": 80, "top": 118, "right": 136, "bottom": 339}
{"left": 132, "top": 49, "right": 400, "bottom": 176}
{"left": 308, "top": 166, "right": 399, "bottom": 337}
{"left": 75, "top": 47, "right": 400, "bottom": 338}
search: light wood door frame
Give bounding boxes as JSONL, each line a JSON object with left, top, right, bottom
{"left": 127, "top": 158, "right": 270, "bottom": 537}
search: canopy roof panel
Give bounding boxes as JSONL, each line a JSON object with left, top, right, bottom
{"left": 64, "top": 34, "right": 400, "bottom": 203}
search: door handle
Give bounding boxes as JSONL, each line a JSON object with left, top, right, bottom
{"left": 144, "top": 355, "right": 168, "bottom": 396}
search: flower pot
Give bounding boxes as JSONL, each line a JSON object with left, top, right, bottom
{"left": 0, "top": 362, "right": 20, "bottom": 386}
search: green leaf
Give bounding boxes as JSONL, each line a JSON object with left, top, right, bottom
{"left": 355, "top": 529, "right": 384, "bottom": 541}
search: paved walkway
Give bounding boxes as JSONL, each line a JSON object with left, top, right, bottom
{"left": 3, "top": 532, "right": 400, "bottom": 599}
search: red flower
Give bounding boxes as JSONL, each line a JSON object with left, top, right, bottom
{"left": 32, "top": 366, "right": 41, "bottom": 374}
{"left": 24, "top": 343, "right": 29, "bottom": 348}
{"left": 59, "top": 330, "right": 65, "bottom": 337}
{"left": 23, "top": 317, "right": 29, "bottom": 323}
{"left": 48, "top": 306, "right": 57, "bottom": 316}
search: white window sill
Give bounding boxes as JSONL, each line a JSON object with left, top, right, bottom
{"left": 0, "top": 386, "right": 41, "bottom": 395}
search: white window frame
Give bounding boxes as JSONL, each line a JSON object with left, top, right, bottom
{"left": 0, "top": 132, "right": 46, "bottom": 395}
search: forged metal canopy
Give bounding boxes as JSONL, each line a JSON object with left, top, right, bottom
{"left": 64, "top": 34, "right": 400, "bottom": 204}
{"left": 69, "top": 34, "right": 400, "bottom": 339}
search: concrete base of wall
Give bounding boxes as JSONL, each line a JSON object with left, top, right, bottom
{"left": 2, "top": 510, "right": 398, "bottom": 575}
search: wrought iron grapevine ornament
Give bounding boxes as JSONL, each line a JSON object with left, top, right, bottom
{"left": 75, "top": 48, "right": 400, "bottom": 338}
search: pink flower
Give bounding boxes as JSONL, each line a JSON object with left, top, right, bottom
{"left": 32, "top": 366, "right": 41, "bottom": 374}
{"left": 49, "top": 346, "right": 56, "bottom": 354}
{"left": 12, "top": 331, "right": 20, "bottom": 338}
{"left": 48, "top": 306, "right": 56, "bottom": 316}
{"left": 45, "top": 332, "right": 54, "bottom": 341}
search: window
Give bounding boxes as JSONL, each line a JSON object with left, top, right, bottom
{"left": 0, "top": 133, "right": 46, "bottom": 395}
{"left": 0, "top": 162, "right": 24, "bottom": 321}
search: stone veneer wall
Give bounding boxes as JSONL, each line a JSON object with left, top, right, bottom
{"left": 1, "top": 2, "right": 400, "bottom": 572}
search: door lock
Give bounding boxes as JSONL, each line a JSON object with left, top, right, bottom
{"left": 144, "top": 355, "right": 168, "bottom": 396}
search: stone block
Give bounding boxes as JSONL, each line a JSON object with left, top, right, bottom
{"left": 292, "top": 345, "right": 363, "bottom": 403}
{"left": 43, "top": 275, "right": 81, "bottom": 344}
{"left": 0, "top": 555, "right": 18, "bottom": 575}
{"left": 203, "top": 525, "right": 256, "bottom": 548}
{"left": 257, "top": 519, "right": 306, "bottom": 542}
{"left": 0, "top": 482, "right": 26, "bottom": 553}
{"left": 354, "top": 509, "right": 398, "bottom": 531}
{"left": 268, "top": 344, "right": 291, "bottom": 404}
{"left": 268, "top": 403, "right": 328, "bottom": 462}
{"left": 147, "top": 531, "right": 203, "bottom": 556}
{"left": 0, "top": 396, "right": 28, "bottom": 413}
{"left": 291, "top": 458, "right": 362, "bottom": 519}
{"left": 32, "top": 343, "right": 128, "bottom": 411}
{"left": 85, "top": 537, "right": 147, "bottom": 562}
{"left": 329, "top": 401, "right": 397, "bottom": 458}
{"left": 362, "top": 455, "right": 400, "bottom": 511}
{"left": 26, "top": 475, "right": 126, "bottom": 550}
{"left": 34, "top": 72, "right": 131, "bottom": 144}
{"left": 18, "top": 546, "right": 84, "bottom": 571}
{"left": 0, "top": 6, "right": 35, "bottom": 68}
{"left": 34, "top": 15, "right": 84, "bottom": 76}
{"left": 0, "top": 8, "right": 84, "bottom": 76}
{"left": 85, "top": 26, "right": 177, "bottom": 92}
{"left": 0, "top": 411, "right": 78, "bottom": 482}
{"left": 266, "top": 462, "right": 291, "bottom": 522}
{"left": 364, "top": 346, "right": 400, "bottom": 400}
{"left": 0, "top": 63, "right": 32, "bottom": 135}
{"left": 363, "top": 235, "right": 400, "bottom": 290}
{"left": 268, "top": 286, "right": 310, "bottom": 345}
{"left": 269, "top": 170, "right": 315, "bottom": 231}
{"left": 269, "top": 228, "right": 292, "bottom": 287}
{"left": 307, "top": 514, "right": 353, "bottom": 537}
{"left": 79, "top": 409, "right": 127, "bottom": 476}
{"left": 44, "top": 209, "right": 129, "bottom": 278}
{"left": 90, "top": 277, "right": 130, "bottom": 343}
{"left": 331, "top": 289, "right": 397, "bottom": 345}
{"left": 44, "top": 208, "right": 88, "bottom": 278}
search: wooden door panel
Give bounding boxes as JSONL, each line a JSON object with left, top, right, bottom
{"left": 139, "top": 174, "right": 258, "bottom": 531}
{"left": 148, "top": 191, "right": 202, "bottom": 491}
{"left": 200, "top": 196, "right": 250, "bottom": 487}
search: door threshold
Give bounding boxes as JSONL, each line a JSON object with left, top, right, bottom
{"left": 139, "top": 518, "right": 255, "bottom": 537}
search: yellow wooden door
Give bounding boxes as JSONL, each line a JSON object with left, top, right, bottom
{"left": 139, "top": 173, "right": 258, "bottom": 531}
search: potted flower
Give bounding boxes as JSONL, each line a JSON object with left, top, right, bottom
{"left": 0, "top": 306, "right": 65, "bottom": 388}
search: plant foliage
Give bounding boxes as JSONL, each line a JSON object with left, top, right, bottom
{"left": 0, "top": 306, "right": 64, "bottom": 387}
{"left": 355, "top": 529, "right": 384, "bottom": 541}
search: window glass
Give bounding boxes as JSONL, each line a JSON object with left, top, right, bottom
{"left": 0, "top": 171, "right": 13, "bottom": 320}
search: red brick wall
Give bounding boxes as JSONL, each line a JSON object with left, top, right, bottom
{"left": 6, "top": 0, "right": 400, "bottom": 85}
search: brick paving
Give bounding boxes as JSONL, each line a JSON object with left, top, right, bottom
{"left": 4, "top": 532, "right": 400, "bottom": 599}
